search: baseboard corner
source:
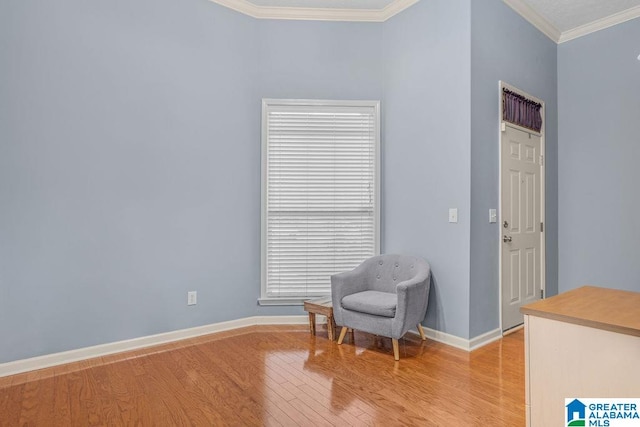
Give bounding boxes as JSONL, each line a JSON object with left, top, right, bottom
{"left": 0, "top": 315, "right": 309, "bottom": 378}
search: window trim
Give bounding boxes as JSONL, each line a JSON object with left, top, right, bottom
{"left": 259, "top": 98, "right": 381, "bottom": 305}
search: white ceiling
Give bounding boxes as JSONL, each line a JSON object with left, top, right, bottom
{"left": 519, "top": 0, "right": 640, "bottom": 32}
{"left": 210, "top": 0, "right": 640, "bottom": 43}
{"left": 503, "top": 0, "right": 640, "bottom": 42}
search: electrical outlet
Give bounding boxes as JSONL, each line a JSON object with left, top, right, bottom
{"left": 187, "top": 291, "right": 197, "bottom": 306}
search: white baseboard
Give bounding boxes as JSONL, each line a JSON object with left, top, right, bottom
{"left": 1, "top": 317, "right": 500, "bottom": 378}
{"left": 0, "top": 315, "right": 308, "bottom": 378}
{"left": 468, "top": 327, "right": 503, "bottom": 350}
{"left": 409, "top": 326, "right": 503, "bottom": 352}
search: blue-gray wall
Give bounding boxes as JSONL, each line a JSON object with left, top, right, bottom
{"left": 558, "top": 19, "right": 640, "bottom": 293}
{"left": 0, "top": 0, "right": 259, "bottom": 363}
{"left": 469, "top": 0, "right": 558, "bottom": 337}
{"left": 1, "top": 0, "right": 564, "bottom": 363}
{"left": 257, "top": 20, "right": 383, "bottom": 100}
{"left": 383, "top": 0, "right": 472, "bottom": 339}
{"left": 0, "top": 0, "right": 382, "bottom": 363}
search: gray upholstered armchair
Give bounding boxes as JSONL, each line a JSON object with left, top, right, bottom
{"left": 331, "top": 254, "right": 431, "bottom": 360}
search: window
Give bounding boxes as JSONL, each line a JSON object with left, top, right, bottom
{"left": 260, "top": 99, "right": 380, "bottom": 304}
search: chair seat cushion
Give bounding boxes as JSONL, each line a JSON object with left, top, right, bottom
{"left": 341, "top": 290, "right": 397, "bottom": 318}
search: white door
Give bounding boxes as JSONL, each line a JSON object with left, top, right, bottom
{"left": 501, "top": 124, "right": 543, "bottom": 331}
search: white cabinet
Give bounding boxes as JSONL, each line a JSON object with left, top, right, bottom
{"left": 522, "top": 286, "right": 640, "bottom": 427}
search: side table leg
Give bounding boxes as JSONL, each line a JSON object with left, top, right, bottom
{"left": 308, "top": 313, "right": 316, "bottom": 335}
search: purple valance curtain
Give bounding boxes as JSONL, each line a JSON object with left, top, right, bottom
{"left": 502, "top": 88, "right": 542, "bottom": 132}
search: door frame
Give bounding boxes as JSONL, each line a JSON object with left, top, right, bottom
{"left": 498, "top": 81, "right": 546, "bottom": 333}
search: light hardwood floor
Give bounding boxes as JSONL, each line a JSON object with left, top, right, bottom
{"left": 0, "top": 326, "right": 525, "bottom": 426}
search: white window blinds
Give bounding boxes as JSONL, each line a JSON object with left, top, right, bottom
{"left": 261, "top": 99, "right": 380, "bottom": 301}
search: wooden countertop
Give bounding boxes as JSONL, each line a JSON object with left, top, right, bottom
{"left": 521, "top": 286, "right": 640, "bottom": 337}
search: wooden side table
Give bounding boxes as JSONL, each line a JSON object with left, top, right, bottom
{"left": 303, "top": 297, "right": 336, "bottom": 341}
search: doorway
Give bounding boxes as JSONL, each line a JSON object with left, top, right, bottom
{"left": 499, "top": 82, "right": 546, "bottom": 332}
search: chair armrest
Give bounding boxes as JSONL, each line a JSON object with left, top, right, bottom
{"left": 393, "top": 273, "right": 431, "bottom": 337}
{"left": 331, "top": 264, "right": 369, "bottom": 301}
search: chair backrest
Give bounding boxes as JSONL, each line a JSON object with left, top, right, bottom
{"left": 361, "top": 254, "right": 430, "bottom": 293}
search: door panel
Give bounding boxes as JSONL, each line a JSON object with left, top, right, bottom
{"left": 509, "top": 251, "right": 520, "bottom": 302}
{"left": 502, "top": 124, "right": 542, "bottom": 331}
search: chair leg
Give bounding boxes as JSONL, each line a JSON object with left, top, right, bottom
{"left": 417, "top": 323, "right": 426, "bottom": 341}
{"left": 392, "top": 339, "right": 400, "bottom": 361}
{"left": 338, "top": 326, "right": 348, "bottom": 345}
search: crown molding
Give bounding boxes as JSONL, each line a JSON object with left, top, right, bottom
{"left": 504, "top": 0, "right": 640, "bottom": 44}
{"left": 210, "top": 0, "right": 638, "bottom": 41}
{"left": 558, "top": 4, "right": 640, "bottom": 43}
{"left": 378, "top": 0, "right": 420, "bottom": 21}
{"left": 502, "top": 0, "right": 561, "bottom": 43}
{"left": 209, "top": 0, "right": 418, "bottom": 22}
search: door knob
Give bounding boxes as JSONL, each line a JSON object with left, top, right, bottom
{"left": 503, "top": 235, "right": 512, "bottom": 243}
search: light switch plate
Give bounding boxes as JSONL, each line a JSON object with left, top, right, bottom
{"left": 489, "top": 209, "right": 497, "bottom": 223}
{"left": 449, "top": 208, "right": 458, "bottom": 223}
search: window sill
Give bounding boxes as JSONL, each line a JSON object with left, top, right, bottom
{"left": 257, "top": 297, "right": 321, "bottom": 306}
